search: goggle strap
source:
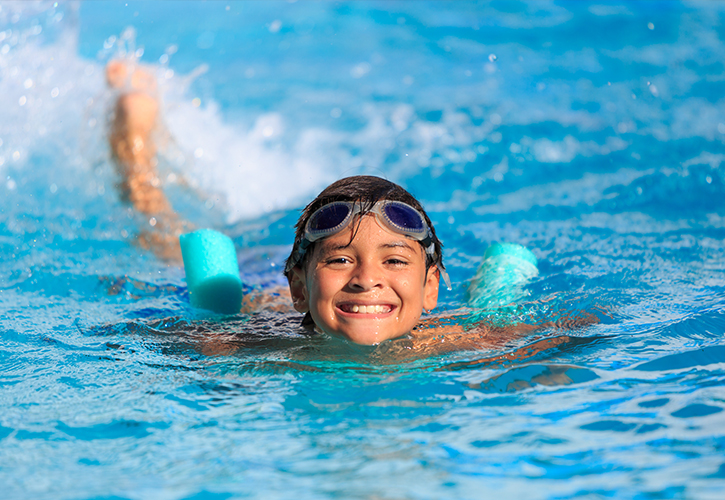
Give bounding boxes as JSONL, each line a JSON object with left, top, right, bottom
{"left": 438, "top": 264, "right": 452, "bottom": 291}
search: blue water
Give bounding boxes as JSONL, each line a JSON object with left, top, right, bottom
{"left": 2, "top": 1, "right": 725, "bottom": 498}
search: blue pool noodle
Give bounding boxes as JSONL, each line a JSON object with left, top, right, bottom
{"left": 466, "top": 242, "right": 539, "bottom": 310}
{"left": 179, "top": 229, "right": 243, "bottom": 314}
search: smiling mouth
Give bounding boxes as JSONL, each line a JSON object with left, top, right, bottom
{"left": 339, "top": 304, "right": 393, "bottom": 314}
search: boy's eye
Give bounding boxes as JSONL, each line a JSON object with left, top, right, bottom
{"left": 326, "top": 257, "right": 351, "bottom": 265}
{"left": 385, "top": 258, "right": 408, "bottom": 266}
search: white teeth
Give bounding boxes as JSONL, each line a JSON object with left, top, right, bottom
{"left": 347, "top": 305, "right": 390, "bottom": 314}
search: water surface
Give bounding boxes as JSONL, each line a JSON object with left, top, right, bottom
{"left": 1, "top": 1, "right": 724, "bottom": 499}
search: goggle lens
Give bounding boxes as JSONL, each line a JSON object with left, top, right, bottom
{"left": 307, "top": 202, "right": 351, "bottom": 235}
{"left": 383, "top": 202, "right": 426, "bottom": 232}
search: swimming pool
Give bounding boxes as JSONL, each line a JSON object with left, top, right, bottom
{"left": 1, "top": 0, "right": 724, "bottom": 498}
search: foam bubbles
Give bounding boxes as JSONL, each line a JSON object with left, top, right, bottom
{"left": 164, "top": 100, "right": 334, "bottom": 220}
{"left": 0, "top": 3, "right": 104, "bottom": 180}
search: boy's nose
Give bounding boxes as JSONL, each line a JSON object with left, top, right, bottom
{"left": 347, "top": 260, "right": 383, "bottom": 291}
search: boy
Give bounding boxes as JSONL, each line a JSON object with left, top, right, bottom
{"left": 101, "top": 62, "right": 580, "bottom": 354}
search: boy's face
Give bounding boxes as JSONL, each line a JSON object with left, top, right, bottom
{"left": 288, "top": 215, "right": 440, "bottom": 345}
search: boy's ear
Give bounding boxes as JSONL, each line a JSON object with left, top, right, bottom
{"left": 287, "top": 267, "right": 310, "bottom": 313}
{"left": 423, "top": 266, "right": 440, "bottom": 312}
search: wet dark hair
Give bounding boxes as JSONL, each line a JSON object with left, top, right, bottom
{"left": 284, "top": 175, "right": 444, "bottom": 277}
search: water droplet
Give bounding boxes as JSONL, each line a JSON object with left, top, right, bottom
{"left": 103, "top": 35, "right": 116, "bottom": 50}
{"left": 269, "top": 20, "right": 282, "bottom": 33}
{"left": 351, "top": 62, "right": 371, "bottom": 78}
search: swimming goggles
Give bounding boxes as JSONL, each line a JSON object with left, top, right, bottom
{"left": 286, "top": 200, "right": 451, "bottom": 289}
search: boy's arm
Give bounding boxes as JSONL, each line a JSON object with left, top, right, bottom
{"left": 401, "top": 308, "right": 599, "bottom": 358}
{"left": 107, "top": 60, "right": 190, "bottom": 262}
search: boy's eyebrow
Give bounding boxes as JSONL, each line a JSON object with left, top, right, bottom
{"left": 318, "top": 243, "right": 352, "bottom": 255}
{"left": 318, "top": 240, "right": 418, "bottom": 256}
{"left": 379, "top": 241, "right": 417, "bottom": 251}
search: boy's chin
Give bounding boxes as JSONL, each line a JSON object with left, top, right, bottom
{"left": 328, "top": 328, "right": 405, "bottom": 346}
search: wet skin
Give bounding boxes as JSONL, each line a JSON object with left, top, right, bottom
{"left": 288, "top": 215, "right": 440, "bottom": 345}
